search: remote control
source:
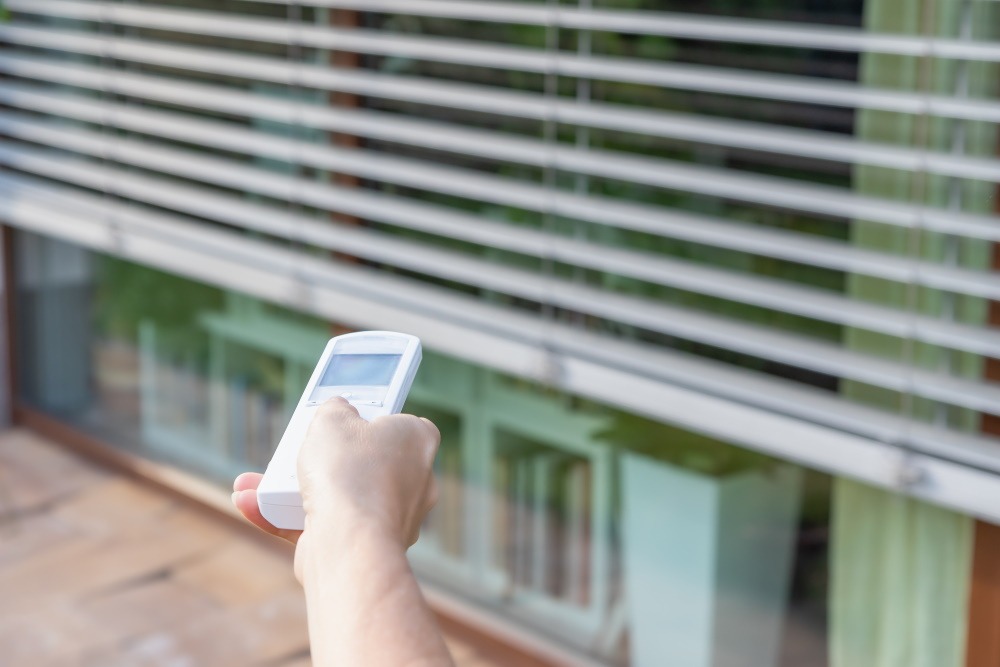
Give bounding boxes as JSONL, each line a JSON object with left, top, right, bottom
{"left": 257, "top": 331, "right": 422, "bottom": 529}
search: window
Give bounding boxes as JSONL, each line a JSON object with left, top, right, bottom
{"left": 3, "top": 0, "right": 997, "bottom": 664}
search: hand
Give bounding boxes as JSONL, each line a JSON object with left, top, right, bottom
{"left": 232, "top": 398, "right": 440, "bottom": 550}
{"left": 296, "top": 398, "right": 440, "bottom": 548}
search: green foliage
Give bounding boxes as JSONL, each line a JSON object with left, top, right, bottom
{"left": 595, "top": 410, "right": 775, "bottom": 477}
{"left": 95, "top": 257, "right": 224, "bottom": 356}
{"left": 221, "top": 339, "right": 287, "bottom": 397}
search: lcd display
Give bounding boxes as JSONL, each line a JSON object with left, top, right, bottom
{"left": 320, "top": 353, "right": 401, "bottom": 387}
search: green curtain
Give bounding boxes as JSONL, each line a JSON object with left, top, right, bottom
{"left": 832, "top": 0, "right": 998, "bottom": 665}
{"left": 831, "top": 480, "right": 973, "bottom": 667}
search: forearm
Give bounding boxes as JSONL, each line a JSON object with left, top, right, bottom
{"left": 300, "top": 516, "right": 454, "bottom": 667}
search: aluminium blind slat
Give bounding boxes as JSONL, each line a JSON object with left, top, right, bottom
{"left": 1, "top": 124, "right": 998, "bottom": 416}
{"left": 4, "top": 173, "right": 1000, "bottom": 526}
{"left": 0, "top": 62, "right": 988, "bottom": 297}
{"left": 3, "top": 90, "right": 998, "bottom": 333}
{"left": 6, "top": 3, "right": 1000, "bottom": 123}
{"left": 1, "top": 167, "right": 992, "bottom": 471}
{"left": 1, "top": 93, "right": 998, "bottom": 339}
{"left": 4, "top": 130, "right": 997, "bottom": 360}
{"left": 247, "top": 0, "right": 1000, "bottom": 61}
{"left": 0, "top": 171, "right": 895, "bottom": 454}
{"left": 564, "top": 316, "right": 1000, "bottom": 475}
{"left": 0, "top": 70, "right": 900, "bottom": 275}
{"left": 3, "top": 168, "right": 994, "bottom": 479}
{"left": 0, "top": 169, "right": 995, "bottom": 460}
{"left": 1, "top": 79, "right": 998, "bottom": 304}
{"left": 4, "top": 51, "right": 1000, "bottom": 185}
{"left": 2, "top": 87, "right": 1000, "bottom": 303}
{"left": 0, "top": 82, "right": 996, "bottom": 252}
{"left": 7, "top": 84, "right": 999, "bottom": 246}
{"left": 3, "top": 134, "right": 994, "bottom": 412}
{"left": 0, "top": 179, "right": 936, "bottom": 478}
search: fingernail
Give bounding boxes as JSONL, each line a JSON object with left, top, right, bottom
{"left": 231, "top": 491, "right": 240, "bottom": 505}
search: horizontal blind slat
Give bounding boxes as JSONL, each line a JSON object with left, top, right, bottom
{"left": 1, "top": 124, "right": 998, "bottom": 415}
{"left": 1, "top": 82, "right": 996, "bottom": 249}
{"left": 2, "top": 62, "right": 990, "bottom": 296}
{"left": 5, "top": 3, "right": 1000, "bottom": 121}
{"left": 3, "top": 50, "right": 999, "bottom": 184}
{"left": 2, "top": 87, "right": 999, "bottom": 304}
{"left": 3, "top": 131, "right": 997, "bottom": 354}
{"left": 244, "top": 0, "right": 1000, "bottom": 61}
{"left": 5, "top": 172, "right": 1000, "bottom": 524}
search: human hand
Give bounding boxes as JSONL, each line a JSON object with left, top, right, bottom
{"left": 235, "top": 400, "right": 452, "bottom": 664}
{"left": 232, "top": 398, "right": 440, "bottom": 550}
{"left": 296, "top": 397, "right": 440, "bottom": 548}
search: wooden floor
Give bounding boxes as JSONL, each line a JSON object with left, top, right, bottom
{"left": 0, "top": 429, "right": 509, "bottom": 667}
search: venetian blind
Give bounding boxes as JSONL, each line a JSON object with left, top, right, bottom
{"left": 1, "top": 0, "right": 999, "bottom": 518}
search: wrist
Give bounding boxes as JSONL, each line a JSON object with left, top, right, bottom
{"left": 297, "top": 508, "right": 405, "bottom": 584}
{"left": 301, "top": 484, "right": 405, "bottom": 548}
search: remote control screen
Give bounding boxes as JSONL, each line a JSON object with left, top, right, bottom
{"left": 320, "top": 353, "right": 401, "bottom": 387}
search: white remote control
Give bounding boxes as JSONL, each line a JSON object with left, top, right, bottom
{"left": 257, "top": 331, "right": 422, "bottom": 530}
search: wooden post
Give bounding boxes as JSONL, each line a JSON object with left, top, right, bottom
{"left": 328, "top": 9, "right": 361, "bottom": 337}
{"left": 964, "top": 136, "right": 1000, "bottom": 667}
{"left": 966, "top": 520, "right": 1000, "bottom": 667}
{"left": 328, "top": 8, "right": 362, "bottom": 224}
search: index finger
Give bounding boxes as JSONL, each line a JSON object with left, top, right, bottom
{"left": 314, "top": 396, "right": 365, "bottom": 422}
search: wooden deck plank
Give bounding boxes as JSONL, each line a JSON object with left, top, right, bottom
{"left": 0, "top": 430, "right": 108, "bottom": 516}
{"left": 0, "top": 428, "right": 512, "bottom": 667}
{"left": 0, "top": 510, "right": 224, "bottom": 610}
{"left": 83, "top": 608, "right": 297, "bottom": 667}
{"left": 53, "top": 476, "right": 176, "bottom": 530}
{"left": 81, "top": 579, "right": 220, "bottom": 645}
{"left": 173, "top": 540, "right": 299, "bottom": 608}
{"left": 0, "top": 510, "right": 91, "bottom": 568}
{"left": 0, "top": 601, "right": 118, "bottom": 667}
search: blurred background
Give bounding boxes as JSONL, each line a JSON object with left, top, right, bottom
{"left": 0, "top": 0, "right": 998, "bottom": 665}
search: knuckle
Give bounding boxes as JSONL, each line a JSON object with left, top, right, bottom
{"left": 399, "top": 415, "right": 433, "bottom": 442}
{"left": 315, "top": 399, "right": 341, "bottom": 417}
{"left": 420, "top": 417, "right": 441, "bottom": 443}
{"left": 424, "top": 428, "right": 441, "bottom": 452}
{"left": 397, "top": 413, "right": 421, "bottom": 427}
{"left": 318, "top": 397, "right": 359, "bottom": 419}
{"left": 368, "top": 414, "right": 390, "bottom": 429}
